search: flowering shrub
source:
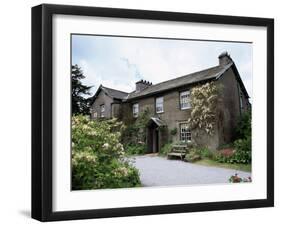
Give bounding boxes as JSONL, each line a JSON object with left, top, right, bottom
{"left": 72, "top": 115, "right": 141, "bottom": 190}
{"left": 215, "top": 111, "right": 251, "bottom": 164}
{"left": 188, "top": 82, "right": 222, "bottom": 136}
{"left": 215, "top": 141, "right": 251, "bottom": 164}
{"left": 229, "top": 173, "right": 252, "bottom": 183}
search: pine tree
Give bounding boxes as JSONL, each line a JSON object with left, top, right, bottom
{"left": 72, "top": 64, "right": 92, "bottom": 115}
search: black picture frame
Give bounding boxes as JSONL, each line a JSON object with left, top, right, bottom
{"left": 32, "top": 3, "right": 274, "bottom": 222}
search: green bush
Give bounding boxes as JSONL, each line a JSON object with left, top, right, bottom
{"left": 214, "top": 148, "right": 235, "bottom": 163}
{"left": 215, "top": 111, "right": 252, "bottom": 164}
{"left": 159, "top": 143, "right": 173, "bottom": 156}
{"left": 233, "top": 137, "right": 251, "bottom": 164}
{"left": 214, "top": 138, "right": 251, "bottom": 164}
{"left": 196, "top": 147, "right": 214, "bottom": 159}
{"left": 121, "top": 108, "right": 151, "bottom": 149}
{"left": 71, "top": 115, "right": 141, "bottom": 190}
{"left": 235, "top": 111, "right": 251, "bottom": 139}
{"left": 170, "top": 128, "right": 177, "bottom": 136}
{"left": 125, "top": 144, "right": 146, "bottom": 155}
{"left": 184, "top": 149, "right": 201, "bottom": 162}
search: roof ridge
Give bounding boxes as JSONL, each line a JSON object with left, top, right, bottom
{"left": 126, "top": 63, "right": 233, "bottom": 100}
{"left": 128, "top": 65, "right": 222, "bottom": 95}
{"left": 102, "top": 85, "right": 129, "bottom": 94}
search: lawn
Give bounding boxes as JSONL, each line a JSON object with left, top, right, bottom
{"left": 194, "top": 158, "right": 251, "bottom": 172}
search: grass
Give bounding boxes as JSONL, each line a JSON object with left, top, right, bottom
{"left": 195, "top": 158, "right": 251, "bottom": 172}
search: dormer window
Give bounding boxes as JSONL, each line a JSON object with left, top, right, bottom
{"left": 100, "top": 104, "right": 105, "bottom": 118}
{"left": 133, "top": 103, "right": 139, "bottom": 118}
{"left": 180, "top": 90, "right": 191, "bottom": 110}
{"left": 156, "top": 97, "right": 164, "bottom": 113}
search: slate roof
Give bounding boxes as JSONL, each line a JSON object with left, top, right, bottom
{"left": 91, "top": 85, "right": 129, "bottom": 102}
{"left": 102, "top": 86, "right": 129, "bottom": 100}
{"left": 126, "top": 62, "right": 233, "bottom": 100}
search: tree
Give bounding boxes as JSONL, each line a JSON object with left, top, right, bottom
{"left": 72, "top": 64, "right": 92, "bottom": 115}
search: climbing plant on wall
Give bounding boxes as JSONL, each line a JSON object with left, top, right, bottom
{"left": 121, "top": 108, "right": 151, "bottom": 154}
{"left": 188, "top": 81, "right": 222, "bottom": 136}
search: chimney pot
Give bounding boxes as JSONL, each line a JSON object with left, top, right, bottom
{"left": 135, "top": 79, "right": 152, "bottom": 92}
{"left": 218, "top": 51, "right": 232, "bottom": 66}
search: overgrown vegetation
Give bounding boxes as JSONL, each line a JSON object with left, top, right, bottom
{"left": 121, "top": 108, "right": 151, "bottom": 155}
{"left": 125, "top": 144, "right": 146, "bottom": 156}
{"left": 184, "top": 146, "right": 213, "bottom": 162}
{"left": 215, "top": 111, "right": 251, "bottom": 164}
{"left": 188, "top": 82, "right": 222, "bottom": 136}
{"left": 72, "top": 115, "right": 141, "bottom": 190}
{"left": 159, "top": 143, "right": 173, "bottom": 156}
{"left": 170, "top": 128, "right": 177, "bottom": 136}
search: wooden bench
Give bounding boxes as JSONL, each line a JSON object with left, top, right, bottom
{"left": 167, "top": 144, "right": 188, "bottom": 160}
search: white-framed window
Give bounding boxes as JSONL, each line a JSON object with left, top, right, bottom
{"left": 180, "top": 123, "right": 191, "bottom": 142}
{"left": 100, "top": 104, "right": 105, "bottom": 118}
{"left": 133, "top": 103, "right": 139, "bottom": 118}
{"left": 93, "top": 112, "right": 97, "bottom": 118}
{"left": 180, "top": 90, "right": 191, "bottom": 110}
{"left": 156, "top": 97, "right": 164, "bottom": 113}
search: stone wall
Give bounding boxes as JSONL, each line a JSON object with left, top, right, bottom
{"left": 127, "top": 88, "right": 193, "bottom": 146}
{"left": 90, "top": 90, "right": 122, "bottom": 119}
{"left": 216, "top": 66, "right": 251, "bottom": 146}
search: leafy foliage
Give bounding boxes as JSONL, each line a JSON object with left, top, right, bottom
{"left": 196, "top": 147, "right": 214, "bottom": 159}
{"left": 124, "top": 144, "right": 146, "bottom": 155}
{"left": 170, "top": 128, "right": 177, "bottom": 136}
{"left": 72, "top": 64, "right": 92, "bottom": 115}
{"left": 215, "top": 111, "right": 252, "bottom": 164}
{"left": 184, "top": 146, "right": 213, "bottom": 162}
{"left": 235, "top": 110, "right": 252, "bottom": 139}
{"left": 233, "top": 137, "right": 251, "bottom": 163}
{"left": 184, "top": 151, "right": 201, "bottom": 163}
{"left": 188, "top": 82, "right": 222, "bottom": 136}
{"left": 121, "top": 108, "right": 151, "bottom": 154}
{"left": 72, "top": 115, "right": 141, "bottom": 190}
{"left": 159, "top": 143, "right": 173, "bottom": 156}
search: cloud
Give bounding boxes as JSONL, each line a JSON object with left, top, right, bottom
{"left": 72, "top": 35, "right": 252, "bottom": 98}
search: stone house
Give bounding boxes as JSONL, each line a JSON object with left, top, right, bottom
{"left": 90, "top": 52, "right": 250, "bottom": 152}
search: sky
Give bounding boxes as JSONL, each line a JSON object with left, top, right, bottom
{"left": 72, "top": 35, "right": 252, "bottom": 99}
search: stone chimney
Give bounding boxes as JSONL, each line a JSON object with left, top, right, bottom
{"left": 135, "top": 79, "right": 152, "bottom": 92}
{"left": 218, "top": 51, "right": 233, "bottom": 66}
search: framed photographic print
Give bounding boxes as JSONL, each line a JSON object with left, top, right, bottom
{"left": 31, "top": 4, "right": 274, "bottom": 221}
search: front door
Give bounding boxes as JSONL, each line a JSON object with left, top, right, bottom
{"left": 147, "top": 122, "right": 159, "bottom": 153}
{"left": 152, "top": 128, "right": 159, "bottom": 153}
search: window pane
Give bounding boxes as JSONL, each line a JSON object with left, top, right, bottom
{"left": 180, "top": 123, "right": 191, "bottom": 142}
{"left": 156, "top": 97, "right": 164, "bottom": 113}
{"left": 180, "top": 90, "right": 191, "bottom": 109}
{"left": 133, "top": 103, "right": 139, "bottom": 117}
{"left": 100, "top": 105, "right": 105, "bottom": 117}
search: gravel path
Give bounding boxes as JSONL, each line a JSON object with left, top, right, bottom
{"left": 130, "top": 155, "right": 251, "bottom": 187}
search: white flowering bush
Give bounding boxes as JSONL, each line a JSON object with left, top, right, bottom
{"left": 72, "top": 115, "right": 140, "bottom": 190}
{"left": 188, "top": 82, "right": 222, "bottom": 136}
